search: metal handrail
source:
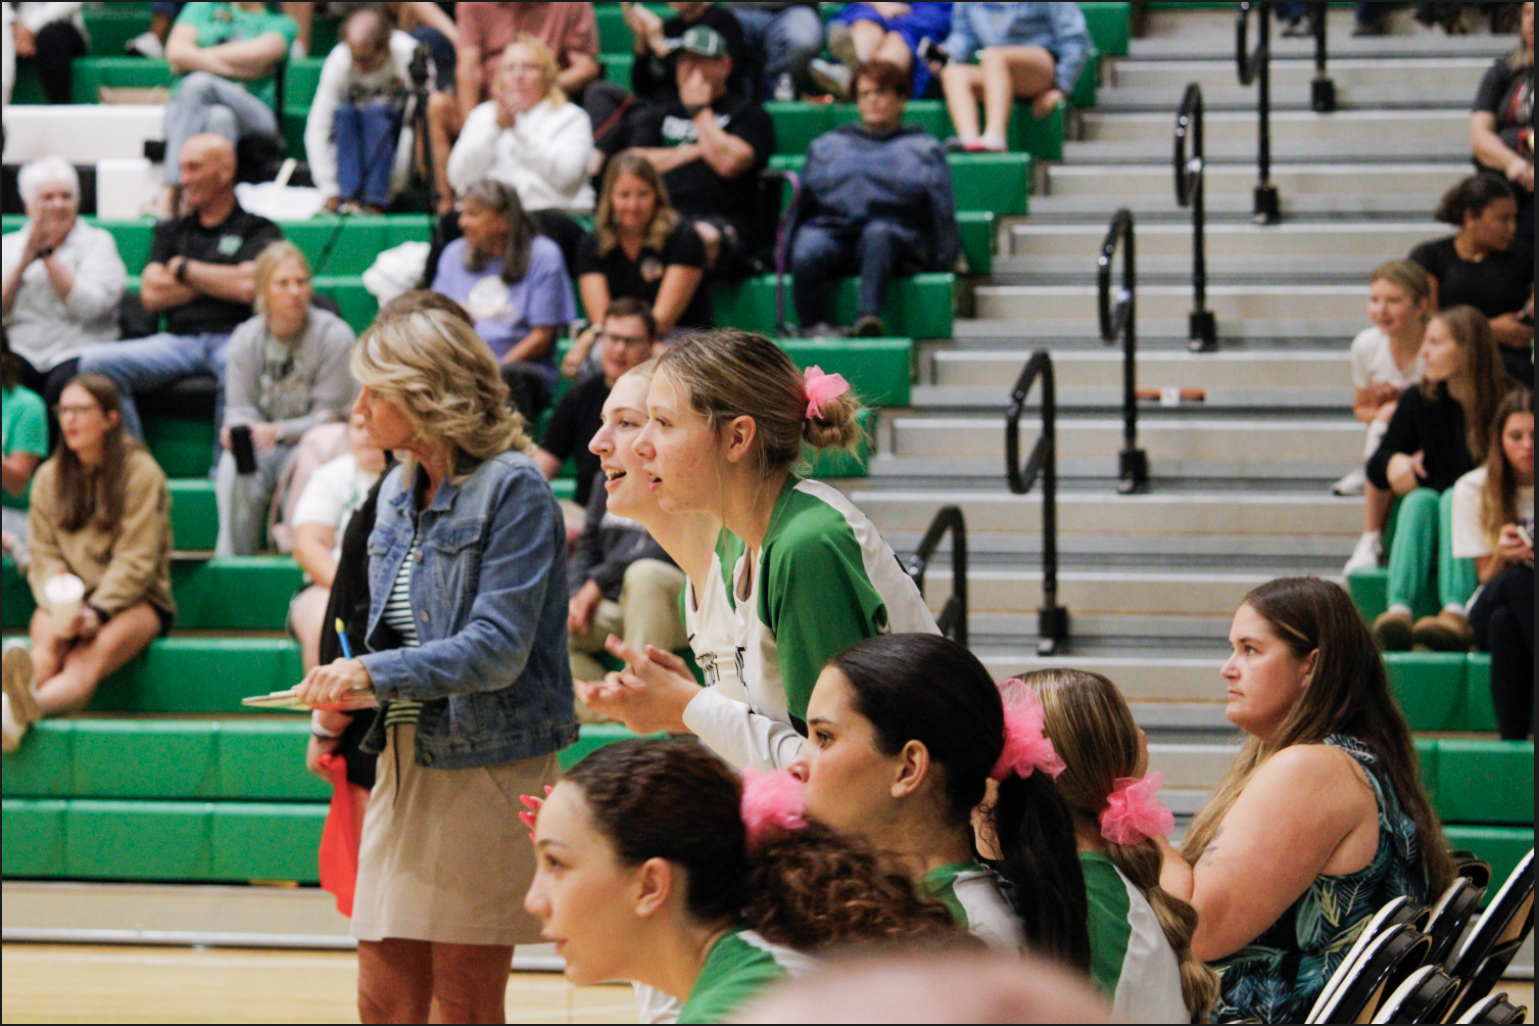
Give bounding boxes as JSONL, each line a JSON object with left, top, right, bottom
{"left": 1097, "top": 208, "right": 1149, "bottom": 493}
{"left": 1236, "top": 1, "right": 1281, "bottom": 223}
{"left": 1175, "top": 82, "right": 1219, "bottom": 353}
{"left": 905, "top": 506, "right": 969, "bottom": 646}
{"left": 1311, "top": 1, "right": 1338, "bottom": 112}
{"left": 1005, "top": 350, "right": 1070, "bottom": 656}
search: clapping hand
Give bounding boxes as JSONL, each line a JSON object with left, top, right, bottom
{"left": 573, "top": 637, "right": 701, "bottom": 735}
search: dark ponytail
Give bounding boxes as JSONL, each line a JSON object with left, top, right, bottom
{"left": 1435, "top": 173, "right": 1517, "bottom": 226}
{"left": 564, "top": 739, "right": 959, "bottom": 950}
{"left": 829, "top": 634, "right": 1091, "bottom": 971}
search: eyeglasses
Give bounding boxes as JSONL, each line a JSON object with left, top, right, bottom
{"left": 856, "top": 87, "right": 899, "bottom": 101}
{"left": 602, "top": 332, "right": 653, "bottom": 350}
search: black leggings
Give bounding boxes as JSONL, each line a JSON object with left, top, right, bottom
{"left": 1469, "top": 562, "right": 1535, "bottom": 740}
{"left": 31, "top": 21, "right": 88, "bottom": 105}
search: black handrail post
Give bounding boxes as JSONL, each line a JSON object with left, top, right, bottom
{"left": 1311, "top": 1, "right": 1337, "bottom": 112}
{"left": 1237, "top": 2, "right": 1281, "bottom": 225}
{"left": 1005, "top": 350, "right": 1070, "bottom": 657}
{"left": 905, "top": 506, "right": 969, "bottom": 646}
{"left": 1175, "top": 82, "right": 1218, "bottom": 353}
{"left": 1098, "top": 209, "right": 1149, "bottom": 493}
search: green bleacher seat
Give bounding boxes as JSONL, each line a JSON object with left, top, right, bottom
{"left": 1463, "top": 654, "right": 1500, "bottom": 734}
{"left": 1442, "top": 826, "right": 1533, "bottom": 897}
{"left": 767, "top": 99, "right": 1066, "bottom": 160}
{"left": 144, "top": 416, "right": 217, "bottom": 481}
{"left": 83, "top": 638, "right": 304, "bottom": 714}
{"left": 1435, "top": 740, "right": 1535, "bottom": 825}
{"left": 768, "top": 151, "right": 1031, "bottom": 218}
{"left": 83, "top": 6, "right": 154, "bottom": 57}
{"left": 1385, "top": 652, "right": 1468, "bottom": 733}
{"left": 1079, "top": 2, "right": 1132, "bottom": 58}
{"left": 958, "top": 210, "right": 995, "bottom": 275}
{"left": 70, "top": 57, "right": 174, "bottom": 104}
{"left": 714, "top": 272, "right": 953, "bottom": 340}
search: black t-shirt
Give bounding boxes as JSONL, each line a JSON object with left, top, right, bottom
{"left": 1473, "top": 57, "right": 1534, "bottom": 158}
{"left": 631, "top": 5, "right": 751, "bottom": 101}
{"left": 1409, "top": 236, "right": 1535, "bottom": 320}
{"left": 611, "top": 94, "right": 775, "bottom": 245}
{"left": 148, "top": 204, "right": 283, "bottom": 336}
{"left": 576, "top": 223, "right": 713, "bottom": 331}
{"left": 541, "top": 373, "right": 610, "bottom": 507}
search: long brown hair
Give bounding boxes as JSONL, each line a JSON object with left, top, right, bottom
{"left": 1422, "top": 306, "right": 1512, "bottom": 463}
{"left": 53, "top": 374, "right": 139, "bottom": 533}
{"left": 1481, "top": 389, "right": 1535, "bottom": 547}
{"left": 593, "top": 152, "right": 679, "bottom": 258}
{"left": 461, "top": 179, "right": 535, "bottom": 284}
{"left": 1021, "top": 669, "right": 1219, "bottom": 1019}
{"left": 564, "top": 738, "right": 960, "bottom": 950}
{"left": 1182, "top": 578, "right": 1455, "bottom": 896}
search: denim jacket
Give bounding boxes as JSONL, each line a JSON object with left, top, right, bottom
{"left": 358, "top": 451, "right": 578, "bottom": 769}
{"left": 945, "top": 2, "right": 1093, "bottom": 94}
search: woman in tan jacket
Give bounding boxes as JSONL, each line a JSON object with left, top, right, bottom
{"left": 2, "top": 374, "right": 175, "bottom": 752}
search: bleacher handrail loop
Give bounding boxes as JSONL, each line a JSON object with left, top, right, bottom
{"left": 905, "top": 506, "right": 969, "bottom": 647}
{"left": 1236, "top": 1, "right": 1282, "bottom": 224}
{"left": 1097, "top": 208, "right": 1150, "bottom": 494}
{"left": 1174, "top": 83, "right": 1219, "bottom": 353}
{"left": 1005, "top": 350, "right": 1070, "bottom": 657}
{"left": 1309, "top": 1, "right": 1339, "bottom": 112}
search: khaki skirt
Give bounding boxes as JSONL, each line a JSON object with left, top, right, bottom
{"left": 351, "top": 723, "right": 560, "bottom": 947}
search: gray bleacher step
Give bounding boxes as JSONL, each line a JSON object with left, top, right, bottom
{"left": 1063, "top": 137, "right": 1471, "bottom": 166}
{"left": 1102, "top": 57, "right": 1492, "bottom": 110}
{"left": 919, "top": 567, "right": 1299, "bottom": 617}
{"left": 928, "top": 349, "right": 1350, "bottom": 392}
{"left": 1077, "top": 108, "right": 1468, "bottom": 147}
{"left": 967, "top": 611, "right": 1234, "bottom": 645}
{"left": 1006, "top": 221, "right": 1436, "bottom": 261}
{"left": 973, "top": 284, "right": 1365, "bottom": 322}
{"left": 990, "top": 255, "right": 1380, "bottom": 285}
{"left": 1043, "top": 162, "right": 1467, "bottom": 201}
{"left": 1147, "top": 743, "right": 1245, "bottom": 790}
{"left": 911, "top": 384, "right": 1349, "bottom": 411}
{"left": 867, "top": 454, "right": 1355, "bottom": 485}
{"left": 952, "top": 317, "right": 1364, "bottom": 344}
{"left": 1025, "top": 194, "right": 1451, "bottom": 224}
{"left": 888, "top": 529, "right": 1352, "bottom": 563}
{"left": 1129, "top": 7, "right": 1512, "bottom": 61}
{"left": 970, "top": 651, "right": 1239, "bottom": 706}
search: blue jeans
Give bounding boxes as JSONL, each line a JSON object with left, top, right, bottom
{"left": 335, "top": 101, "right": 402, "bottom": 208}
{"left": 733, "top": 5, "right": 825, "bottom": 92}
{"left": 411, "top": 25, "right": 457, "bottom": 91}
{"left": 163, "top": 72, "right": 278, "bottom": 185}
{"left": 77, "top": 332, "right": 231, "bottom": 441}
{"left": 792, "top": 219, "right": 927, "bottom": 326}
{"left": 1276, "top": 2, "right": 1308, "bottom": 20}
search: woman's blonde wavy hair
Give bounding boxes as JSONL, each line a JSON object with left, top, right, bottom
{"left": 351, "top": 305, "right": 532, "bottom": 482}
{"left": 593, "top": 152, "right": 680, "bottom": 258}
{"left": 1018, "top": 669, "right": 1220, "bottom": 1020}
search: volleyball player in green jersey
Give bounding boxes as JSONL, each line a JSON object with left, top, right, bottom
{"left": 789, "top": 634, "right": 1092, "bottom": 968}
{"left": 583, "top": 330, "right": 938, "bottom": 770}
{"left": 523, "top": 739, "right": 960, "bottom": 1024}
{"left": 1022, "top": 669, "right": 1218, "bottom": 1024}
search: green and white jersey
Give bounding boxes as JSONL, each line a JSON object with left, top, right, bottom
{"left": 1082, "top": 851, "right": 1188, "bottom": 1024}
{"left": 684, "top": 478, "right": 938, "bottom": 770}
{"left": 924, "top": 861, "right": 1026, "bottom": 953}
{"left": 682, "top": 539, "right": 748, "bottom": 707}
{"left": 677, "top": 927, "right": 813, "bottom": 1025}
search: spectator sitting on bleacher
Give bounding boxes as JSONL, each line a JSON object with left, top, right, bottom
{"left": 730, "top": 2, "right": 824, "bottom": 100}
{"left": 536, "top": 297, "right": 658, "bottom": 515}
{"left": 626, "top": 1, "right": 751, "bottom": 101}
{"left": 605, "top": 26, "right": 775, "bottom": 278}
{"left": 428, "top": 1, "right": 600, "bottom": 215}
{"left": 1, "top": 4, "right": 13, "bottom": 106}
{"left": 1457, "top": 388, "right": 1534, "bottom": 741}
{"left": 1, "top": 156, "right": 128, "bottom": 411}
{"left": 2, "top": 329, "right": 49, "bottom": 574}
{"left": 1367, "top": 307, "right": 1515, "bottom": 653}
{"left": 789, "top": 59, "right": 958, "bottom": 339}
{"left": 431, "top": 178, "right": 576, "bottom": 422}
{"left": 126, "top": 2, "right": 188, "bottom": 60}
{"left": 159, "top": 2, "right": 299, "bottom": 216}
{"left": 9, "top": 2, "right": 88, "bottom": 105}
{"left": 1410, "top": 175, "right": 1535, "bottom": 386}
{"left": 215, "top": 241, "right": 358, "bottom": 557}
{"left": 397, "top": 1, "right": 460, "bottom": 91}
{"left": 808, "top": 2, "right": 953, "bottom": 101}
{"left": 1471, "top": 1, "right": 1534, "bottom": 253}
{"left": 78, "top": 134, "right": 283, "bottom": 441}
{"left": 2, "top": 374, "right": 175, "bottom": 755}
{"left": 941, "top": 1, "right": 1092, "bottom": 153}
{"left": 1341, "top": 261, "right": 1432, "bottom": 574}
{"left": 304, "top": 4, "right": 418, "bottom": 215}
{"left": 288, "top": 411, "right": 387, "bottom": 672}
{"left": 446, "top": 34, "right": 597, "bottom": 223}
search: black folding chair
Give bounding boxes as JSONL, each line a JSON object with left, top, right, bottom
{"left": 1448, "top": 850, "right": 1536, "bottom": 1020}
{"left": 1424, "top": 876, "right": 1490, "bottom": 970}
{"left": 1308, "top": 897, "right": 1428, "bottom": 1023}
{"left": 1369, "top": 963, "right": 1461, "bottom": 1024}
{"left": 1454, "top": 993, "right": 1530, "bottom": 1024}
{"left": 1311, "top": 923, "right": 1432, "bottom": 1024}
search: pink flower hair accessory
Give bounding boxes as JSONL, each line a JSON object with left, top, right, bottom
{"left": 990, "top": 684, "right": 1067, "bottom": 782}
{"left": 741, "top": 767, "right": 807, "bottom": 849}
{"left": 803, "top": 366, "right": 851, "bottom": 420}
{"left": 1099, "top": 772, "right": 1175, "bottom": 846}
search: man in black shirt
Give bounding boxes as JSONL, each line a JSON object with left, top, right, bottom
{"left": 609, "top": 26, "right": 776, "bottom": 279}
{"left": 535, "top": 297, "right": 659, "bottom": 514}
{"left": 627, "top": 1, "right": 752, "bottom": 101}
{"left": 78, "top": 134, "right": 282, "bottom": 439}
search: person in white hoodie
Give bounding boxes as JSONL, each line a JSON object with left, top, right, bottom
{"left": 304, "top": 5, "right": 420, "bottom": 214}
{"left": 9, "top": 2, "right": 88, "bottom": 104}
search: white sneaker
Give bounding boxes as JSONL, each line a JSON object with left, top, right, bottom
{"left": 1343, "top": 533, "right": 1384, "bottom": 575}
{"left": 124, "top": 31, "right": 165, "bottom": 59}
{"left": 2, "top": 642, "right": 39, "bottom": 728}
{"left": 827, "top": 21, "right": 859, "bottom": 69}
{"left": 1, "top": 694, "right": 22, "bottom": 754}
{"left": 809, "top": 58, "right": 852, "bottom": 100}
{"left": 1332, "top": 469, "right": 1367, "bottom": 496}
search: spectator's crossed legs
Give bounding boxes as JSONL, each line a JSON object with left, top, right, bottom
{"left": 162, "top": 72, "right": 279, "bottom": 185}
{"left": 77, "top": 332, "right": 232, "bottom": 441}
{"left": 734, "top": 5, "right": 825, "bottom": 94}
{"left": 941, "top": 46, "right": 1059, "bottom": 145}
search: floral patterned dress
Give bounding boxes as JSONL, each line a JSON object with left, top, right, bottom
{"left": 1210, "top": 736, "right": 1431, "bottom": 1024}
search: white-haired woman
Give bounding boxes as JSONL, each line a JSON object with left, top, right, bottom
{"left": 1, "top": 157, "right": 127, "bottom": 408}
{"left": 215, "top": 241, "right": 357, "bottom": 557}
{"left": 293, "top": 304, "right": 577, "bottom": 1023}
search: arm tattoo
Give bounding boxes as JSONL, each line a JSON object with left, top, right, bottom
{"left": 1197, "top": 825, "right": 1226, "bottom": 869}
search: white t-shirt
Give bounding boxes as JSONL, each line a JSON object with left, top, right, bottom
{"left": 1349, "top": 327, "right": 1423, "bottom": 392}
{"left": 1451, "top": 466, "right": 1536, "bottom": 559}
{"left": 683, "top": 547, "right": 748, "bottom": 707}
{"left": 291, "top": 453, "right": 381, "bottom": 562}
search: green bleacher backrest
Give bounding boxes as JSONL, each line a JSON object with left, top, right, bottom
{"left": 766, "top": 99, "right": 1065, "bottom": 160}
{"left": 1435, "top": 740, "right": 1535, "bottom": 825}
{"left": 143, "top": 415, "right": 217, "bottom": 480}
{"left": 70, "top": 57, "right": 174, "bottom": 104}
{"left": 282, "top": 57, "right": 327, "bottom": 113}
{"left": 780, "top": 339, "right": 910, "bottom": 408}
{"left": 1443, "top": 826, "right": 1533, "bottom": 897}
{"left": 83, "top": 6, "right": 154, "bottom": 57}
{"left": 958, "top": 210, "right": 995, "bottom": 275}
{"left": 84, "top": 638, "right": 304, "bottom": 714}
{"left": 1464, "top": 654, "right": 1501, "bottom": 734}
{"left": 1384, "top": 652, "right": 1468, "bottom": 732}
{"left": 769, "top": 151, "right": 1031, "bottom": 218}
{"left": 713, "top": 273, "right": 954, "bottom": 340}
{"left": 1079, "top": 3, "right": 1131, "bottom": 57}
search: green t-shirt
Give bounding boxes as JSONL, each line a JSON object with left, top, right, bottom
{"left": 1081, "top": 851, "right": 1189, "bottom": 1023}
{"left": 923, "top": 860, "right": 1025, "bottom": 953}
{"left": 174, "top": 2, "right": 299, "bottom": 111}
{"left": 677, "top": 928, "right": 800, "bottom": 1025}
{"left": 2, "top": 384, "right": 49, "bottom": 511}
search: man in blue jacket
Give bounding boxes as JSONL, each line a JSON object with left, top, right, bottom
{"left": 789, "top": 59, "right": 959, "bottom": 337}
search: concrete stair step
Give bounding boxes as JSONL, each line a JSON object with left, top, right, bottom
{"left": 1129, "top": 7, "right": 1512, "bottom": 61}
{"left": 953, "top": 317, "right": 1363, "bottom": 344}
{"left": 911, "top": 383, "right": 1349, "bottom": 412}
{"left": 992, "top": 254, "right": 1378, "bottom": 284}
{"left": 1077, "top": 108, "right": 1467, "bottom": 146}
{"left": 971, "top": 650, "right": 1238, "bottom": 705}
{"left": 1006, "top": 221, "right": 1434, "bottom": 260}
{"left": 928, "top": 349, "right": 1350, "bottom": 392}
{"left": 1026, "top": 193, "right": 1449, "bottom": 223}
{"left": 1063, "top": 137, "right": 1470, "bottom": 165}
{"left": 973, "top": 284, "right": 1365, "bottom": 323}
{"left": 1103, "top": 57, "right": 1491, "bottom": 109}
{"left": 887, "top": 529, "right": 1352, "bottom": 564}
{"left": 919, "top": 567, "right": 1286, "bottom": 616}
{"left": 862, "top": 453, "right": 1350, "bottom": 485}
{"left": 1043, "top": 162, "right": 1466, "bottom": 200}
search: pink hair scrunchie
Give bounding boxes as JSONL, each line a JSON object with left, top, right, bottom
{"left": 1099, "top": 772, "right": 1175, "bottom": 846}
{"left": 741, "top": 768, "right": 807, "bottom": 850}
{"left": 803, "top": 366, "right": 851, "bottom": 420}
{"left": 990, "top": 685, "right": 1067, "bottom": 782}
